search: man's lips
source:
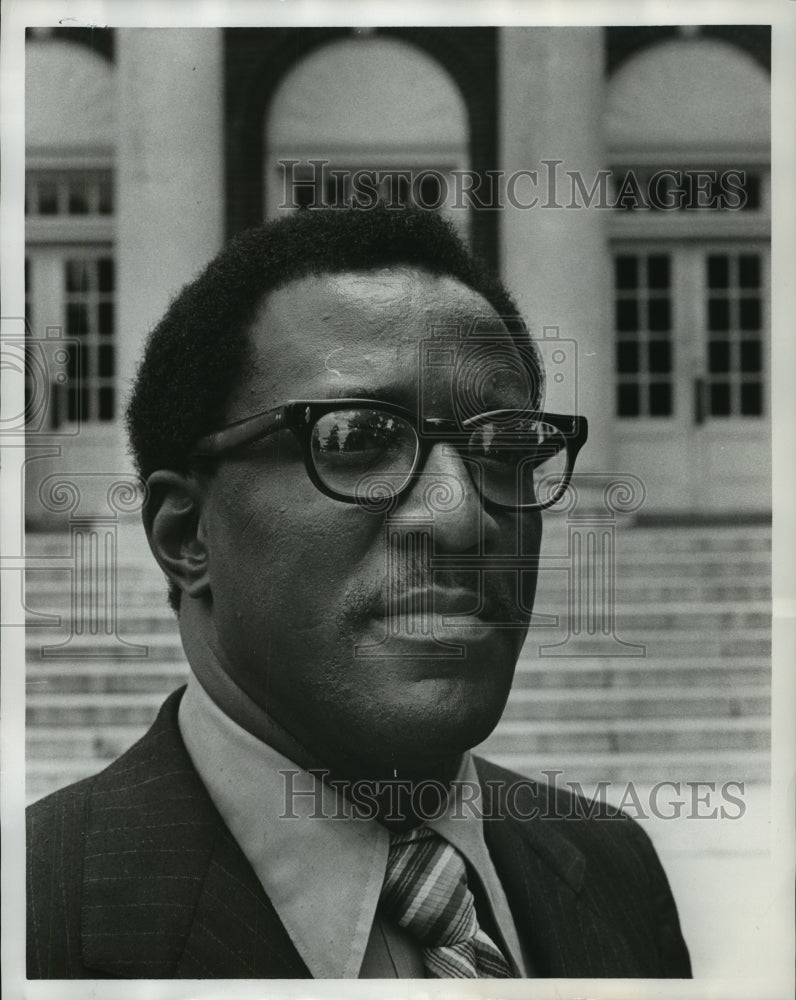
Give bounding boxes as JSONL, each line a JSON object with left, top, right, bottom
{"left": 380, "top": 586, "right": 501, "bottom": 621}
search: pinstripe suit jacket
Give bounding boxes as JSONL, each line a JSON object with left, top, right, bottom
{"left": 27, "top": 687, "right": 691, "bottom": 979}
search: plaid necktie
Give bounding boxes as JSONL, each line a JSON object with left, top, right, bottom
{"left": 380, "top": 826, "right": 514, "bottom": 978}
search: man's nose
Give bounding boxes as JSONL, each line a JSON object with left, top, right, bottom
{"left": 396, "top": 442, "right": 500, "bottom": 551}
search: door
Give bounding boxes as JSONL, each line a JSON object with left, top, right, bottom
{"left": 25, "top": 246, "right": 120, "bottom": 525}
{"left": 612, "top": 241, "right": 770, "bottom": 513}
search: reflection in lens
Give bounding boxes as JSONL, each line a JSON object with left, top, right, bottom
{"left": 466, "top": 416, "right": 568, "bottom": 508}
{"left": 311, "top": 408, "right": 418, "bottom": 498}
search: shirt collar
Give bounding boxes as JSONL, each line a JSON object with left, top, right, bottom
{"left": 178, "top": 672, "right": 526, "bottom": 977}
{"left": 179, "top": 673, "right": 387, "bottom": 978}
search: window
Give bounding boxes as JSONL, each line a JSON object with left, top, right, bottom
{"left": 25, "top": 168, "right": 116, "bottom": 425}
{"left": 705, "top": 251, "right": 764, "bottom": 417}
{"left": 26, "top": 169, "right": 114, "bottom": 217}
{"left": 614, "top": 253, "right": 673, "bottom": 417}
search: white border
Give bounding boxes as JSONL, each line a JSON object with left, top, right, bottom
{"left": 2, "top": 2, "right": 794, "bottom": 999}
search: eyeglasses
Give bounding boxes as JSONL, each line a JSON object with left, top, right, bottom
{"left": 191, "top": 399, "right": 588, "bottom": 511}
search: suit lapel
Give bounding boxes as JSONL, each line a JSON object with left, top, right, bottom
{"left": 174, "top": 821, "right": 310, "bottom": 978}
{"left": 475, "top": 757, "right": 644, "bottom": 978}
{"left": 80, "top": 689, "right": 309, "bottom": 978}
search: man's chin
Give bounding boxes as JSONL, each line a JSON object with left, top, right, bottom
{"left": 345, "top": 674, "right": 513, "bottom": 775}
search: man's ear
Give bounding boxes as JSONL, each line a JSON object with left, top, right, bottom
{"left": 144, "top": 470, "right": 211, "bottom": 600}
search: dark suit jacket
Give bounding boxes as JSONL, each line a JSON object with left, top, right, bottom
{"left": 27, "top": 688, "right": 691, "bottom": 979}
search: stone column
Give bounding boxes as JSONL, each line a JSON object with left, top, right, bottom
{"left": 499, "top": 28, "right": 613, "bottom": 480}
{"left": 115, "top": 28, "right": 224, "bottom": 461}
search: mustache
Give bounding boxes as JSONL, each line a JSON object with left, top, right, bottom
{"left": 337, "top": 528, "right": 534, "bottom": 632}
{"left": 341, "top": 568, "right": 528, "bottom": 630}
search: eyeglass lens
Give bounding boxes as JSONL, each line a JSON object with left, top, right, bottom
{"left": 311, "top": 407, "right": 568, "bottom": 508}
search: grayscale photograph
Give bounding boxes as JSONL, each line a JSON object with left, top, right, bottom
{"left": 2, "top": 3, "right": 793, "bottom": 998}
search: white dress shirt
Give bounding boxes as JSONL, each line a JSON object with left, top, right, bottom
{"left": 178, "top": 674, "right": 530, "bottom": 978}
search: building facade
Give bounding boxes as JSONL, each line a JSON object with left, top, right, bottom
{"left": 24, "top": 25, "right": 771, "bottom": 523}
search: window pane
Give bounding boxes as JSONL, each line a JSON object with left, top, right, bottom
{"left": 66, "top": 303, "right": 89, "bottom": 336}
{"left": 739, "top": 298, "right": 761, "bottom": 331}
{"left": 616, "top": 299, "right": 638, "bottom": 331}
{"left": 68, "top": 179, "right": 89, "bottom": 214}
{"left": 708, "top": 298, "right": 730, "bottom": 331}
{"left": 66, "top": 260, "right": 90, "bottom": 293}
{"left": 738, "top": 255, "right": 760, "bottom": 288}
{"left": 98, "top": 258, "right": 115, "bottom": 292}
{"left": 615, "top": 256, "right": 638, "bottom": 290}
{"left": 98, "top": 301, "right": 115, "bottom": 334}
{"left": 648, "top": 298, "right": 670, "bottom": 331}
{"left": 740, "top": 339, "right": 762, "bottom": 373}
{"left": 648, "top": 340, "right": 671, "bottom": 373}
{"left": 37, "top": 179, "right": 59, "bottom": 215}
{"left": 647, "top": 255, "right": 670, "bottom": 289}
{"left": 709, "top": 341, "right": 730, "bottom": 373}
{"left": 648, "top": 382, "right": 672, "bottom": 416}
{"left": 709, "top": 383, "right": 731, "bottom": 417}
{"left": 99, "top": 387, "right": 115, "bottom": 421}
{"left": 616, "top": 341, "right": 639, "bottom": 373}
{"left": 67, "top": 386, "right": 80, "bottom": 422}
{"left": 98, "top": 174, "right": 114, "bottom": 214}
{"left": 98, "top": 344, "right": 115, "bottom": 377}
{"left": 707, "top": 255, "right": 729, "bottom": 289}
{"left": 740, "top": 382, "right": 762, "bottom": 416}
{"left": 617, "top": 384, "right": 640, "bottom": 417}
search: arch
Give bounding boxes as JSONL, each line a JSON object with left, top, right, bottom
{"left": 26, "top": 38, "right": 116, "bottom": 153}
{"left": 606, "top": 38, "right": 770, "bottom": 153}
{"left": 224, "top": 27, "right": 498, "bottom": 266}
{"left": 267, "top": 35, "right": 467, "bottom": 154}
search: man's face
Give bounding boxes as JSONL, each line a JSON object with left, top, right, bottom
{"left": 198, "top": 267, "right": 542, "bottom": 773}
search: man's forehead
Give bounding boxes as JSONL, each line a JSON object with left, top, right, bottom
{"left": 229, "top": 267, "right": 523, "bottom": 414}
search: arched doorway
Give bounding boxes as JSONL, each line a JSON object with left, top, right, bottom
{"left": 605, "top": 37, "right": 770, "bottom": 513}
{"left": 265, "top": 35, "right": 469, "bottom": 236}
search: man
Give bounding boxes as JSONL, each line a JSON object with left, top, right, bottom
{"left": 27, "top": 207, "right": 691, "bottom": 979}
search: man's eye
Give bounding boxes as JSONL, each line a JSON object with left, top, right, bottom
{"left": 314, "top": 412, "right": 402, "bottom": 452}
{"left": 338, "top": 426, "right": 395, "bottom": 452}
{"left": 467, "top": 423, "right": 565, "bottom": 471}
{"left": 311, "top": 410, "right": 418, "bottom": 475}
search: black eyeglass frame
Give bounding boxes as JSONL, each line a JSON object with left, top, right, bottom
{"left": 190, "top": 398, "right": 588, "bottom": 511}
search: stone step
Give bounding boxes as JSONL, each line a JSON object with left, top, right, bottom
{"left": 477, "top": 749, "right": 771, "bottom": 786}
{"left": 26, "top": 663, "right": 189, "bottom": 694}
{"left": 513, "top": 656, "right": 770, "bottom": 688}
{"left": 478, "top": 716, "right": 770, "bottom": 755}
{"left": 27, "top": 725, "right": 149, "bottom": 760}
{"left": 581, "top": 557, "right": 770, "bottom": 577}
{"left": 25, "top": 636, "right": 187, "bottom": 662}
{"left": 500, "top": 686, "right": 769, "bottom": 720}
{"left": 592, "top": 527, "right": 770, "bottom": 553}
{"left": 27, "top": 693, "right": 166, "bottom": 727}
{"left": 523, "top": 631, "right": 770, "bottom": 657}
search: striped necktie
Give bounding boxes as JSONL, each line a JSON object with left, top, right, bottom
{"left": 379, "top": 826, "right": 514, "bottom": 978}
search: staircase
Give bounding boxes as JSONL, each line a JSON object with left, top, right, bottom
{"left": 476, "top": 518, "right": 771, "bottom": 786}
{"left": 24, "top": 521, "right": 771, "bottom": 803}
